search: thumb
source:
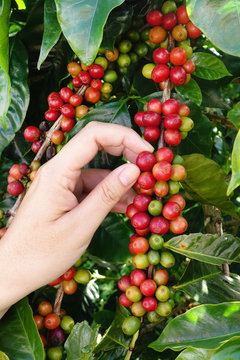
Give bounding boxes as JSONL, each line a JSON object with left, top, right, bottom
{"left": 68, "top": 163, "right": 140, "bottom": 235}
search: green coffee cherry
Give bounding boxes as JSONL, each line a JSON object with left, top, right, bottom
{"left": 156, "top": 301, "right": 172, "bottom": 317}
{"left": 172, "top": 155, "right": 184, "bottom": 165}
{"left": 103, "top": 70, "right": 118, "bottom": 83}
{"left": 117, "top": 54, "right": 131, "bottom": 68}
{"left": 129, "top": 52, "right": 139, "bottom": 63}
{"left": 155, "top": 285, "right": 170, "bottom": 302}
{"left": 47, "top": 347, "right": 63, "bottom": 360}
{"left": 74, "top": 269, "right": 91, "bottom": 284}
{"left": 122, "top": 316, "right": 141, "bottom": 335}
{"left": 141, "top": 28, "right": 150, "bottom": 41}
{"left": 119, "top": 39, "right": 132, "bottom": 53}
{"left": 160, "top": 251, "right": 175, "bottom": 268}
{"left": 149, "top": 234, "right": 164, "bottom": 250}
{"left": 147, "top": 250, "right": 161, "bottom": 265}
{"left": 179, "top": 117, "right": 194, "bottom": 132}
{"left": 101, "top": 82, "right": 113, "bottom": 94}
{"left": 147, "top": 311, "right": 161, "bottom": 322}
{"left": 168, "top": 180, "right": 180, "bottom": 195}
{"left": 142, "top": 63, "right": 155, "bottom": 79}
{"left": 0, "top": 209, "right": 4, "bottom": 220}
{"left": 162, "top": 0, "right": 177, "bottom": 14}
{"left": 127, "top": 29, "right": 140, "bottom": 42}
{"left": 134, "top": 43, "right": 148, "bottom": 57}
{"left": 181, "top": 131, "right": 188, "bottom": 139}
{"left": 60, "top": 315, "right": 75, "bottom": 333}
{"left": 94, "top": 56, "right": 108, "bottom": 70}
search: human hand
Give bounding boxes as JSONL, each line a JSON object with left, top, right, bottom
{"left": 0, "top": 122, "right": 153, "bottom": 313}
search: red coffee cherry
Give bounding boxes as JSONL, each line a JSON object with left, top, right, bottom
{"left": 48, "top": 277, "right": 62, "bottom": 286}
{"left": 19, "top": 163, "right": 29, "bottom": 175}
{"left": 162, "top": 12, "right": 177, "bottom": 30}
{"left": 126, "top": 204, "right": 139, "bottom": 219}
{"left": 62, "top": 267, "right": 76, "bottom": 281}
{"left": 170, "top": 66, "right": 187, "bottom": 86}
{"left": 150, "top": 216, "right": 169, "bottom": 235}
{"left": 44, "top": 313, "right": 61, "bottom": 330}
{"left": 186, "top": 21, "right": 201, "bottom": 38}
{"left": 48, "top": 96, "right": 64, "bottom": 110}
{"left": 90, "top": 79, "right": 103, "bottom": 90}
{"left": 69, "top": 94, "right": 83, "bottom": 107}
{"left": 168, "top": 194, "right": 186, "bottom": 210}
{"left": 59, "top": 87, "right": 73, "bottom": 103}
{"left": 142, "top": 111, "right": 161, "bottom": 127}
{"left": 140, "top": 279, "right": 157, "bottom": 296}
{"left": 62, "top": 279, "right": 78, "bottom": 294}
{"left": 162, "top": 202, "right": 181, "bottom": 220}
{"left": 149, "top": 26, "right": 167, "bottom": 44}
{"left": 143, "top": 127, "right": 160, "bottom": 142}
{"left": 183, "top": 60, "right": 196, "bottom": 74}
{"left": 131, "top": 212, "right": 151, "bottom": 230}
{"left": 118, "top": 275, "right": 131, "bottom": 292}
{"left": 60, "top": 116, "right": 75, "bottom": 132}
{"left": 8, "top": 175, "right": 16, "bottom": 183}
{"left": 178, "top": 104, "right": 190, "bottom": 117}
{"left": 163, "top": 114, "right": 182, "bottom": 129}
{"left": 136, "top": 151, "right": 156, "bottom": 172}
{"left": 146, "top": 10, "right": 163, "bottom": 26}
{"left": 142, "top": 297, "right": 157, "bottom": 312}
{"left": 129, "top": 237, "right": 149, "bottom": 254}
{"left": 147, "top": 98, "right": 162, "bottom": 114}
{"left": 0, "top": 228, "right": 7, "bottom": 239}
{"left": 169, "top": 216, "right": 188, "bottom": 234}
{"left": 138, "top": 172, "right": 156, "bottom": 189}
{"left": 79, "top": 71, "right": 92, "bottom": 85}
{"left": 151, "top": 64, "right": 170, "bottom": 82}
{"left": 33, "top": 315, "right": 44, "bottom": 330}
{"left": 155, "top": 147, "right": 173, "bottom": 163}
{"left": 119, "top": 293, "right": 133, "bottom": 307}
{"left": 135, "top": 226, "right": 150, "bottom": 237}
{"left": 177, "top": 5, "right": 190, "bottom": 24}
{"left": 9, "top": 164, "right": 23, "bottom": 180}
{"left": 134, "top": 111, "right": 145, "bottom": 127}
{"left": 130, "top": 269, "right": 146, "bottom": 287}
{"left": 152, "top": 161, "right": 173, "bottom": 182}
{"left": 164, "top": 129, "right": 182, "bottom": 146}
{"left": 24, "top": 126, "right": 40, "bottom": 142}
{"left": 7, "top": 180, "right": 24, "bottom": 196}
{"left": 72, "top": 75, "right": 83, "bottom": 88}
{"left": 153, "top": 48, "right": 170, "bottom": 64}
{"left": 139, "top": 187, "right": 154, "bottom": 196}
{"left": 38, "top": 301, "right": 53, "bottom": 316}
{"left": 45, "top": 109, "right": 60, "bottom": 122}
{"left": 84, "top": 87, "right": 101, "bottom": 103}
{"left": 153, "top": 181, "right": 168, "bottom": 197}
{"left": 31, "top": 140, "right": 42, "bottom": 153}
{"left": 89, "top": 64, "right": 104, "bottom": 79}
{"left": 133, "top": 194, "right": 152, "bottom": 212}
{"left": 61, "top": 104, "right": 75, "bottom": 118}
{"left": 170, "top": 47, "right": 188, "bottom": 66}
{"left": 162, "top": 99, "right": 180, "bottom": 115}
{"left": 48, "top": 91, "right": 60, "bottom": 102}
{"left": 130, "top": 234, "right": 140, "bottom": 243}
{"left": 153, "top": 269, "right": 169, "bottom": 285}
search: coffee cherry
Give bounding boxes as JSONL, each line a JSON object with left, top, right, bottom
{"left": 48, "top": 277, "right": 62, "bottom": 286}
{"left": 72, "top": 75, "right": 82, "bottom": 88}
{"left": 147, "top": 10, "right": 163, "bottom": 26}
{"left": 119, "top": 39, "right": 132, "bottom": 53}
{"left": 62, "top": 266, "right": 76, "bottom": 281}
{"left": 7, "top": 180, "right": 24, "bottom": 196}
{"left": 62, "top": 279, "right": 78, "bottom": 294}
{"left": 118, "top": 275, "right": 131, "bottom": 292}
{"left": 44, "top": 313, "right": 60, "bottom": 330}
{"left": 149, "top": 234, "right": 164, "bottom": 250}
{"left": 132, "top": 254, "right": 150, "bottom": 269}
{"left": 164, "top": 129, "right": 182, "bottom": 146}
{"left": 152, "top": 161, "right": 173, "bottom": 182}
{"left": 79, "top": 71, "right": 92, "bottom": 85}
{"left": 156, "top": 301, "right": 172, "bottom": 316}
{"left": 140, "top": 279, "right": 157, "bottom": 297}
{"left": 130, "top": 269, "right": 146, "bottom": 287}
{"left": 136, "top": 226, "right": 150, "bottom": 236}
{"left": 147, "top": 99, "right": 162, "bottom": 114}
{"left": 48, "top": 96, "right": 64, "bottom": 111}
{"left": 117, "top": 54, "right": 131, "bottom": 68}
{"left": 67, "top": 62, "right": 81, "bottom": 76}
{"left": 186, "top": 21, "right": 201, "bottom": 38}
{"left": 148, "top": 200, "right": 163, "bottom": 216}
{"left": 122, "top": 316, "right": 141, "bottom": 335}
{"left": 105, "top": 47, "right": 119, "bottom": 61}
{"left": 24, "top": 126, "right": 40, "bottom": 142}
{"left": 129, "top": 236, "right": 150, "bottom": 255}
{"left": 160, "top": 251, "right": 175, "bottom": 268}
{"left": 139, "top": 188, "right": 154, "bottom": 196}
{"left": 172, "top": 24, "right": 188, "bottom": 41}
{"left": 119, "top": 293, "right": 133, "bottom": 307}
{"left": 60, "top": 315, "right": 75, "bottom": 333}
{"left": 69, "top": 94, "right": 83, "bottom": 107}
{"left": 149, "top": 26, "right": 167, "bottom": 44}
{"left": 168, "top": 194, "right": 186, "bottom": 210}
{"left": 127, "top": 29, "right": 140, "bottom": 42}
{"left": 142, "top": 297, "right": 158, "bottom": 312}
{"left": 142, "top": 111, "right": 161, "bottom": 127}
{"left": 49, "top": 327, "right": 65, "bottom": 346}
{"left": 151, "top": 64, "right": 170, "bottom": 82}
{"left": 47, "top": 346, "right": 63, "bottom": 360}
{"left": 126, "top": 285, "right": 142, "bottom": 302}
{"left": 156, "top": 285, "right": 170, "bottom": 302}
{"left": 171, "top": 164, "right": 186, "bottom": 181}
{"left": 162, "top": 0, "right": 177, "bottom": 14}
{"left": 126, "top": 204, "right": 139, "bottom": 220}
{"left": 45, "top": 109, "right": 60, "bottom": 122}
{"left": 131, "top": 301, "right": 146, "bottom": 317}
{"left": 85, "top": 87, "right": 101, "bottom": 103}
{"left": 60, "top": 116, "right": 75, "bottom": 132}
{"left": 183, "top": 60, "right": 196, "bottom": 74}
{"left": 131, "top": 212, "right": 151, "bottom": 230}
{"left": 31, "top": 140, "right": 42, "bottom": 153}
{"left": 59, "top": 87, "right": 73, "bottom": 103}
{"left": 179, "top": 116, "right": 194, "bottom": 132}
{"left": 170, "top": 47, "right": 188, "bottom": 66}
{"left": 170, "top": 66, "right": 187, "bottom": 85}
{"left": 153, "top": 180, "right": 168, "bottom": 197}
{"left": 148, "top": 250, "right": 161, "bottom": 265}
{"left": 147, "top": 311, "right": 161, "bottom": 322}
{"left": 74, "top": 269, "right": 91, "bottom": 284}
{"left": 51, "top": 130, "right": 64, "bottom": 145}
{"left": 142, "top": 63, "right": 155, "bottom": 79}
{"left": 178, "top": 104, "right": 190, "bottom": 117}
{"left": 153, "top": 48, "right": 170, "bottom": 64}
{"left": 9, "top": 164, "right": 23, "bottom": 180}
{"left": 90, "top": 79, "right": 102, "bottom": 91}
{"left": 103, "top": 69, "right": 118, "bottom": 82}
{"left": 153, "top": 269, "right": 169, "bottom": 285}
{"left": 168, "top": 180, "right": 180, "bottom": 195}
{"left": 136, "top": 151, "right": 156, "bottom": 172}
{"left": 133, "top": 194, "right": 152, "bottom": 212}
{"left": 48, "top": 92, "right": 60, "bottom": 102}
{"left": 89, "top": 64, "right": 104, "bottom": 79}
{"left": 162, "top": 99, "right": 179, "bottom": 115}
{"left": 169, "top": 216, "right": 188, "bottom": 234}
{"left": 150, "top": 216, "right": 169, "bottom": 235}
{"left": 134, "top": 111, "right": 144, "bottom": 127}
{"left": 61, "top": 104, "right": 75, "bottom": 118}
{"left": 162, "top": 202, "right": 181, "bottom": 220}
{"left": 164, "top": 114, "right": 182, "bottom": 129}
{"left": 130, "top": 234, "right": 139, "bottom": 243}
{"left": 0, "top": 228, "right": 7, "bottom": 239}
{"left": 30, "top": 160, "right": 41, "bottom": 171}
{"left": 162, "top": 12, "right": 177, "bottom": 30}
{"left": 143, "top": 127, "right": 160, "bottom": 142}
{"left": 155, "top": 147, "right": 173, "bottom": 163}
{"left": 75, "top": 105, "right": 88, "bottom": 118}
{"left": 177, "top": 5, "right": 189, "bottom": 24}
{"left": 38, "top": 301, "right": 53, "bottom": 316}
{"left": 33, "top": 315, "right": 44, "bottom": 330}
{"left": 138, "top": 172, "right": 155, "bottom": 190}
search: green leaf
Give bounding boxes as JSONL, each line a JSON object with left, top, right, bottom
{"left": 88, "top": 213, "right": 133, "bottom": 263}
{"left": 165, "top": 233, "right": 240, "bottom": 265}
{"left": 0, "top": 298, "right": 45, "bottom": 359}
{"left": 101, "top": 4, "right": 133, "bottom": 51}
{"left": 68, "top": 99, "right": 131, "bottom": 140}
{"left": 175, "top": 347, "right": 214, "bottom": 360}
{"left": 0, "top": 352, "right": 10, "bottom": 360}
{"left": 0, "top": 0, "right": 11, "bottom": 127}
{"left": 177, "top": 261, "right": 240, "bottom": 303}
{"left": 182, "top": 154, "right": 237, "bottom": 218}
{"left": 149, "top": 302, "right": 240, "bottom": 352}
{"left": 55, "top": 0, "right": 125, "bottom": 65}
{"left": 175, "top": 78, "right": 202, "bottom": 106}
{"left": 0, "top": 38, "right": 30, "bottom": 157}
{"left": 191, "top": 52, "right": 231, "bottom": 80}
{"left": 227, "top": 130, "right": 240, "bottom": 195}
{"left": 211, "top": 336, "right": 240, "bottom": 360}
{"left": 37, "top": 0, "right": 61, "bottom": 69}
{"left": 65, "top": 321, "right": 100, "bottom": 360}
{"left": 228, "top": 102, "right": 240, "bottom": 129}
{"left": 186, "top": 0, "right": 240, "bottom": 57}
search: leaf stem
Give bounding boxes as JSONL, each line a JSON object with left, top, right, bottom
{"left": 124, "top": 327, "right": 141, "bottom": 360}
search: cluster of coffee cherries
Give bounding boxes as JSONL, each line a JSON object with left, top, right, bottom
{"left": 135, "top": 98, "right": 193, "bottom": 144}
{"left": 34, "top": 300, "right": 75, "bottom": 359}
{"left": 142, "top": 2, "right": 201, "bottom": 86}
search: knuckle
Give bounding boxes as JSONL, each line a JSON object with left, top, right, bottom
{"left": 100, "top": 182, "right": 119, "bottom": 206}
{"left": 85, "top": 121, "right": 98, "bottom": 130}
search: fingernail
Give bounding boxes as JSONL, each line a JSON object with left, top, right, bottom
{"left": 141, "top": 138, "right": 154, "bottom": 152}
{"left": 119, "top": 164, "right": 140, "bottom": 187}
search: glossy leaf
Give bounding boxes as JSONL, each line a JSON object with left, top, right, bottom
{"left": 37, "top": 0, "right": 61, "bottom": 69}
{"left": 175, "top": 78, "right": 202, "bottom": 106}
{"left": 182, "top": 154, "right": 237, "bottom": 217}
{"left": 165, "top": 233, "right": 240, "bottom": 265}
{"left": 227, "top": 130, "right": 240, "bottom": 195}
{"left": 68, "top": 100, "right": 131, "bottom": 140}
{"left": 228, "top": 102, "right": 240, "bottom": 129}
{"left": 0, "top": 0, "right": 11, "bottom": 126}
{"left": 177, "top": 261, "right": 240, "bottom": 303}
{"left": 88, "top": 213, "right": 133, "bottom": 263}
{"left": 197, "top": 78, "right": 231, "bottom": 110}
{"left": 0, "top": 39, "right": 30, "bottom": 157}
{"left": 175, "top": 348, "right": 214, "bottom": 360}
{"left": 0, "top": 298, "right": 45, "bottom": 359}
{"left": 55, "top": 0, "right": 125, "bottom": 65}
{"left": 64, "top": 321, "right": 99, "bottom": 360}
{"left": 149, "top": 302, "right": 240, "bottom": 352}
{"left": 211, "top": 336, "right": 240, "bottom": 360}
{"left": 191, "top": 53, "right": 231, "bottom": 80}
{"left": 186, "top": 0, "right": 240, "bottom": 57}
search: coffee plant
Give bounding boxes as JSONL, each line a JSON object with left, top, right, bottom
{"left": 1, "top": 0, "right": 240, "bottom": 359}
